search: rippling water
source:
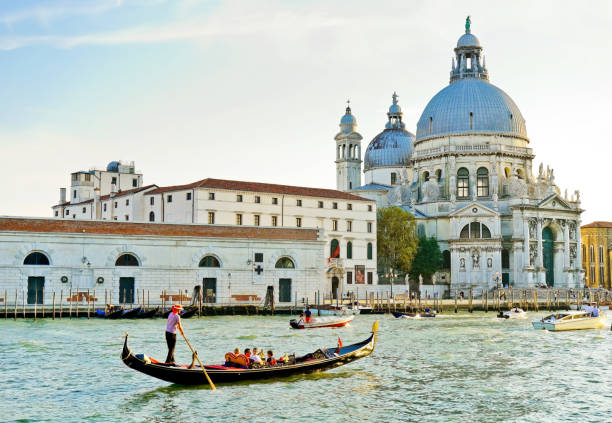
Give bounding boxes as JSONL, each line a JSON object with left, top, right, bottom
{"left": 1, "top": 312, "right": 611, "bottom": 422}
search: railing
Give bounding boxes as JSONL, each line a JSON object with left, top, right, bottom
{"left": 414, "top": 144, "right": 533, "bottom": 159}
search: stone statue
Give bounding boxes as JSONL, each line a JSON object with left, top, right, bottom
{"left": 401, "top": 167, "right": 409, "bottom": 185}
{"left": 564, "top": 189, "right": 568, "bottom": 200}
{"left": 471, "top": 248, "right": 480, "bottom": 268}
{"left": 460, "top": 258, "right": 465, "bottom": 269}
{"left": 422, "top": 176, "right": 439, "bottom": 202}
{"left": 574, "top": 190, "right": 581, "bottom": 202}
{"left": 487, "top": 257, "right": 492, "bottom": 268}
{"left": 549, "top": 169, "right": 555, "bottom": 186}
{"left": 387, "top": 185, "right": 402, "bottom": 206}
{"left": 538, "top": 163, "right": 544, "bottom": 179}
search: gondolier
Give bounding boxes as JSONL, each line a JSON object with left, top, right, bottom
{"left": 165, "top": 304, "right": 185, "bottom": 364}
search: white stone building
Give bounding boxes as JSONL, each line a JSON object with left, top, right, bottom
{"left": 341, "top": 18, "right": 583, "bottom": 289}
{"left": 0, "top": 217, "right": 328, "bottom": 306}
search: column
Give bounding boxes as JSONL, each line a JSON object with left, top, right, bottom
{"left": 576, "top": 221, "right": 582, "bottom": 269}
{"left": 564, "top": 222, "right": 570, "bottom": 268}
{"left": 523, "top": 219, "right": 530, "bottom": 268}
{"left": 536, "top": 219, "right": 543, "bottom": 268}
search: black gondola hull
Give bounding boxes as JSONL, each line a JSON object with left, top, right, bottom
{"left": 121, "top": 332, "right": 376, "bottom": 385}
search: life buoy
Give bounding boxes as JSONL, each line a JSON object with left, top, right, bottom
{"left": 96, "top": 277, "right": 104, "bottom": 284}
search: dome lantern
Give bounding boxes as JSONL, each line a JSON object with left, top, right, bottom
{"left": 339, "top": 100, "right": 357, "bottom": 134}
{"left": 451, "top": 16, "right": 488, "bottom": 84}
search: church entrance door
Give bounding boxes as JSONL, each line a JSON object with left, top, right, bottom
{"left": 542, "top": 227, "right": 554, "bottom": 286}
{"left": 331, "top": 277, "right": 339, "bottom": 299}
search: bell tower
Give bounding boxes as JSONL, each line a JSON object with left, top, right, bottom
{"left": 335, "top": 101, "right": 362, "bottom": 191}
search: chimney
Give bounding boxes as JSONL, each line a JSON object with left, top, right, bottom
{"left": 94, "top": 188, "right": 101, "bottom": 220}
{"left": 59, "top": 188, "right": 66, "bottom": 204}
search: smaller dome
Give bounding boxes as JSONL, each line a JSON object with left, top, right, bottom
{"left": 341, "top": 111, "right": 356, "bottom": 125}
{"left": 364, "top": 129, "right": 415, "bottom": 170}
{"left": 389, "top": 104, "right": 401, "bottom": 114}
{"left": 457, "top": 32, "right": 480, "bottom": 48}
{"left": 106, "top": 161, "right": 120, "bottom": 172}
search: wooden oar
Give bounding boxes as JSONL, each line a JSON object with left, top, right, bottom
{"left": 180, "top": 332, "right": 217, "bottom": 390}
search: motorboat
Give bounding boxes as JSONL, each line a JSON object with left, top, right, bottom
{"left": 290, "top": 315, "right": 354, "bottom": 329}
{"left": 539, "top": 310, "right": 607, "bottom": 331}
{"left": 121, "top": 321, "right": 378, "bottom": 385}
{"left": 307, "top": 305, "right": 354, "bottom": 316}
{"left": 498, "top": 308, "right": 527, "bottom": 319}
{"left": 391, "top": 311, "right": 436, "bottom": 319}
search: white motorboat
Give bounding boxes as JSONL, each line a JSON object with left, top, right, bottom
{"left": 290, "top": 315, "right": 354, "bottom": 329}
{"left": 533, "top": 310, "right": 607, "bottom": 331}
{"left": 499, "top": 308, "right": 527, "bottom": 319}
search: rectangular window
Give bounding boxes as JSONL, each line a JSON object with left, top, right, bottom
{"left": 347, "top": 271, "right": 353, "bottom": 285}
{"left": 236, "top": 214, "right": 243, "bottom": 225}
{"left": 150, "top": 197, "right": 154, "bottom": 206}
{"left": 186, "top": 192, "right": 192, "bottom": 200}
{"left": 599, "top": 246, "right": 604, "bottom": 262}
{"left": 209, "top": 193, "right": 215, "bottom": 200}
{"left": 333, "top": 202, "right": 338, "bottom": 209}
{"left": 208, "top": 212, "right": 215, "bottom": 224}
{"left": 237, "top": 194, "right": 243, "bottom": 202}
{"left": 296, "top": 217, "right": 302, "bottom": 228}
{"left": 347, "top": 203, "right": 352, "bottom": 210}
{"left": 590, "top": 246, "right": 594, "bottom": 263}
{"left": 125, "top": 215, "right": 129, "bottom": 221}
{"left": 85, "top": 174, "right": 91, "bottom": 182}
{"left": 132, "top": 178, "right": 137, "bottom": 187}
{"left": 600, "top": 266, "right": 604, "bottom": 285}
{"left": 126, "top": 199, "right": 129, "bottom": 206}
{"left": 367, "top": 272, "right": 373, "bottom": 284}
{"left": 255, "top": 253, "right": 264, "bottom": 263}
{"left": 332, "top": 220, "right": 338, "bottom": 231}
{"left": 103, "top": 204, "right": 107, "bottom": 212}
{"left": 457, "top": 178, "right": 469, "bottom": 199}
{"left": 54, "top": 211, "right": 58, "bottom": 217}
{"left": 368, "top": 205, "right": 373, "bottom": 212}
{"left": 72, "top": 174, "right": 78, "bottom": 181}
{"left": 318, "top": 201, "right": 324, "bottom": 208}
{"left": 367, "top": 222, "right": 373, "bottom": 233}
{"left": 82, "top": 207, "right": 86, "bottom": 213}
{"left": 111, "top": 177, "right": 117, "bottom": 185}
{"left": 347, "top": 221, "right": 352, "bottom": 232}
{"left": 391, "top": 172, "right": 397, "bottom": 185}
{"left": 296, "top": 199, "right": 302, "bottom": 207}
{"left": 114, "top": 201, "right": 117, "bottom": 209}
{"left": 73, "top": 190, "right": 77, "bottom": 198}
{"left": 254, "top": 215, "right": 260, "bottom": 226}
{"left": 272, "top": 197, "right": 278, "bottom": 205}
{"left": 255, "top": 196, "right": 261, "bottom": 204}
{"left": 167, "top": 195, "right": 173, "bottom": 203}
{"left": 272, "top": 216, "right": 278, "bottom": 226}
{"left": 65, "top": 209, "right": 70, "bottom": 215}
{"left": 477, "top": 177, "right": 489, "bottom": 197}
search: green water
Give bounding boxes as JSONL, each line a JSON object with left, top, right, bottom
{"left": 1, "top": 313, "right": 610, "bottom": 422}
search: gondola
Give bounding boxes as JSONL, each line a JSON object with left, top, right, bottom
{"left": 162, "top": 306, "right": 197, "bottom": 319}
{"left": 136, "top": 307, "right": 159, "bottom": 319}
{"left": 391, "top": 311, "right": 436, "bottom": 318}
{"left": 105, "top": 308, "right": 125, "bottom": 319}
{"left": 121, "top": 307, "right": 142, "bottom": 319}
{"left": 121, "top": 321, "right": 378, "bottom": 385}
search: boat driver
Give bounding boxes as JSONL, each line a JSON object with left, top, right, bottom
{"left": 165, "top": 304, "right": 185, "bottom": 364}
{"left": 305, "top": 306, "right": 312, "bottom": 323}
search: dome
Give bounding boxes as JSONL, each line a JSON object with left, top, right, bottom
{"left": 457, "top": 32, "right": 480, "bottom": 48}
{"left": 364, "top": 128, "right": 415, "bottom": 170}
{"left": 389, "top": 104, "right": 401, "bottom": 114}
{"left": 106, "top": 161, "right": 120, "bottom": 172}
{"left": 339, "top": 105, "right": 357, "bottom": 134}
{"left": 415, "top": 78, "right": 527, "bottom": 141}
{"left": 341, "top": 113, "right": 356, "bottom": 125}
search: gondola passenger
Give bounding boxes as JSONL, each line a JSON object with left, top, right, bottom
{"left": 165, "top": 304, "right": 185, "bottom": 364}
{"left": 267, "top": 350, "right": 277, "bottom": 366}
{"left": 250, "top": 348, "right": 262, "bottom": 365}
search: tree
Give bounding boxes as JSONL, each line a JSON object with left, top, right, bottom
{"left": 409, "top": 236, "right": 443, "bottom": 282}
{"left": 376, "top": 207, "right": 419, "bottom": 275}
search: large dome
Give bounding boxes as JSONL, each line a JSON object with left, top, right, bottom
{"left": 364, "top": 128, "right": 414, "bottom": 170}
{"left": 415, "top": 78, "right": 527, "bottom": 142}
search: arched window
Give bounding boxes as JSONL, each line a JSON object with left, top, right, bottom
{"left": 428, "top": 116, "right": 433, "bottom": 134}
{"left": 199, "top": 255, "right": 220, "bottom": 267}
{"left": 469, "top": 111, "right": 473, "bottom": 130}
{"left": 517, "top": 169, "right": 525, "bottom": 180}
{"left": 23, "top": 252, "right": 49, "bottom": 265}
{"left": 149, "top": 211, "right": 155, "bottom": 222}
{"left": 443, "top": 250, "right": 451, "bottom": 269}
{"left": 504, "top": 167, "right": 511, "bottom": 179}
{"left": 275, "top": 257, "right": 295, "bottom": 268}
{"left": 457, "top": 168, "right": 469, "bottom": 198}
{"left": 460, "top": 222, "right": 492, "bottom": 239}
{"left": 347, "top": 241, "right": 353, "bottom": 259}
{"left": 477, "top": 167, "right": 489, "bottom": 197}
{"left": 330, "top": 239, "right": 340, "bottom": 258}
{"left": 417, "top": 224, "right": 426, "bottom": 238}
{"left": 115, "top": 254, "right": 139, "bottom": 266}
{"left": 423, "top": 171, "right": 430, "bottom": 182}
{"left": 436, "top": 169, "right": 442, "bottom": 181}
{"left": 367, "top": 242, "right": 373, "bottom": 260}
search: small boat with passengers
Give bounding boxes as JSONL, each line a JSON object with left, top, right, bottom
{"left": 121, "top": 321, "right": 378, "bottom": 385}
{"left": 391, "top": 310, "right": 436, "bottom": 319}
{"left": 290, "top": 315, "right": 354, "bottom": 329}
{"left": 532, "top": 309, "right": 607, "bottom": 331}
{"left": 498, "top": 307, "right": 527, "bottom": 319}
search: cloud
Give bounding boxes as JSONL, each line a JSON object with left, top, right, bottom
{"left": 0, "top": 0, "right": 124, "bottom": 25}
{"left": 0, "top": 9, "right": 346, "bottom": 50}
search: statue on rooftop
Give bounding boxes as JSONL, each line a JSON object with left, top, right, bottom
{"left": 465, "top": 16, "right": 471, "bottom": 33}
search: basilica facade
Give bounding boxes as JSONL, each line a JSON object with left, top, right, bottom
{"left": 337, "top": 18, "right": 584, "bottom": 290}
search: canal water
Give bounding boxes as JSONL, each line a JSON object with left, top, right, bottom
{"left": 1, "top": 313, "right": 610, "bottom": 422}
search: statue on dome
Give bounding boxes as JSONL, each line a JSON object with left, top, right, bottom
{"left": 465, "top": 16, "right": 471, "bottom": 33}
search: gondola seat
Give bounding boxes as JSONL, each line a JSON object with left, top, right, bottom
{"left": 224, "top": 353, "right": 249, "bottom": 369}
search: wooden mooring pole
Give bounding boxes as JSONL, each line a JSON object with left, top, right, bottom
{"left": 60, "top": 290, "right": 63, "bottom": 319}
{"left": 52, "top": 292, "right": 56, "bottom": 320}
{"left": 14, "top": 289, "right": 17, "bottom": 321}
{"left": 454, "top": 289, "right": 458, "bottom": 313}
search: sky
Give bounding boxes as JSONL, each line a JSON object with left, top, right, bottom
{"left": 0, "top": 0, "right": 611, "bottom": 224}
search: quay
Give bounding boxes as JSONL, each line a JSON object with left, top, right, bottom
{"left": 1, "top": 287, "right": 610, "bottom": 319}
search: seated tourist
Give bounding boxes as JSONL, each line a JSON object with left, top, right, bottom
{"left": 267, "top": 350, "right": 277, "bottom": 365}
{"left": 244, "top": 348, "right": 251, "bottom": 359}
{"left": 250, "top": 348, "right": 262, "bottom": 364}
{"left": 592, "top": 307, "right": 599, "bottom": 317}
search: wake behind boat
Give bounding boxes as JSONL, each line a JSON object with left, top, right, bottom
{"left": 391, "top": 311, "right": 436, "bottom": 319}
{"left": 498, "top": 308, "right": 527, "bottom": 319}
{"left": 121, "top": 321, "right": 378, "bottom": 385}
{"left": 290, "top": 315, "right": 354, "bottom": 329}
